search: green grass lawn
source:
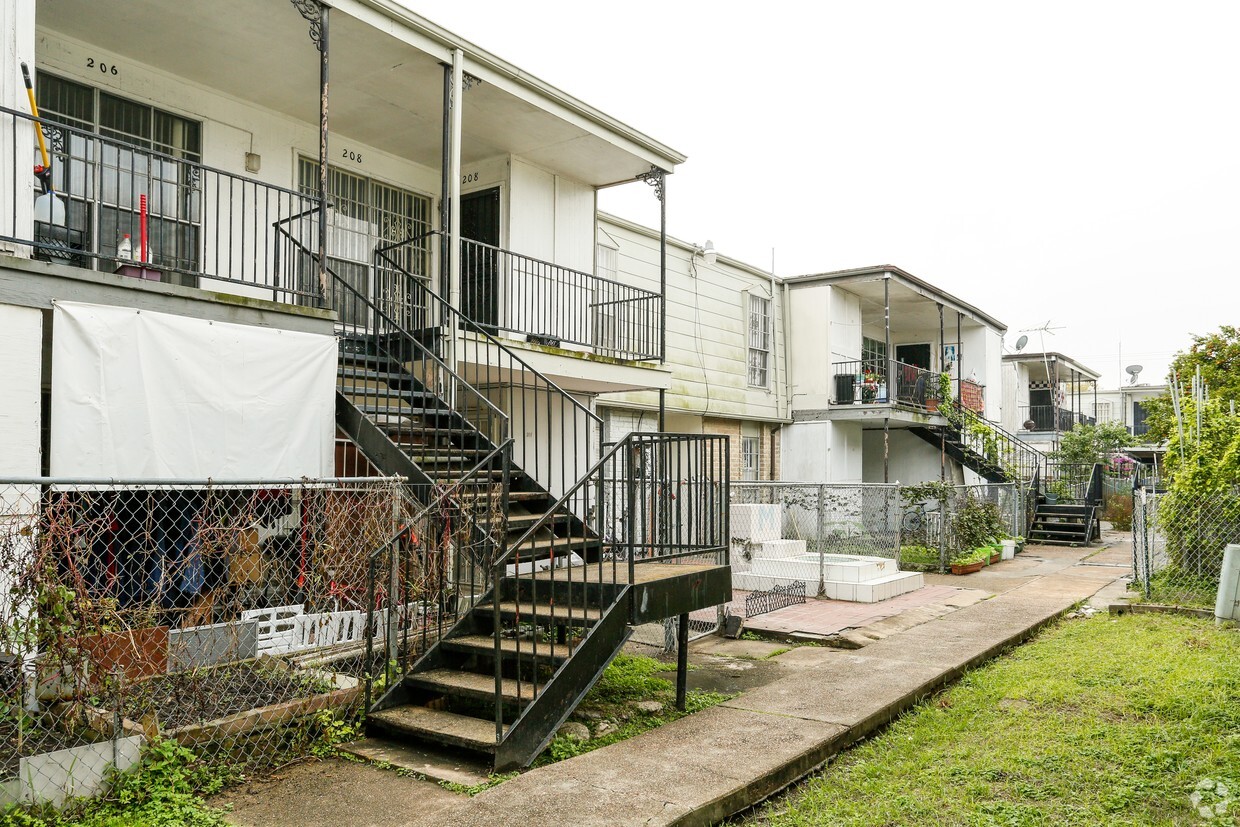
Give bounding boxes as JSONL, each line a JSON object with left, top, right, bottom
{"left": 742, "top": 613, "right": 1240, "bottom": 827}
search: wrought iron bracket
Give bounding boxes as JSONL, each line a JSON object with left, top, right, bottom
{"left": 290, "top": 0, "right": 326, "bottom": 50}
{"left": 636, "top": 166, "right": 666, "bottom": 202}
{"left": 463, "top": 73, "right": 483, "bottom": 92}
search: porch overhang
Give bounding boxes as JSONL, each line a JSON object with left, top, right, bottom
{"left": 35, "top": 0, "right": 684, "bottom": 185}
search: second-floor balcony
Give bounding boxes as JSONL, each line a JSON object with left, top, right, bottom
{"left": 1017, "top": 405, "right": 1096, "bottom": 433}
{"left": 1, "top": 105, "right": 662, "bottom": 362}
{"left": 830, "top": 359, "right": 986, "bottom": 415}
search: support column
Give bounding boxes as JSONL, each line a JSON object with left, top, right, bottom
{"left": 2, "top": 0, "right": 37, "bottom": 257}
{"left": 956, "top": 311, "right": 963, "bottom": 406}
{"left": 883, "top": 277, "right": 892, "bottom": 403}
{"left": 448, "top": 49, "right": 463, "bottom": 316}
{"left": 675, "top": 612, "right": 689, "bottom": 711}
{"left": 439, "top": 63, "right": 450, "bottom": 297}
{"left": 637, "top": 166, "right": 667, "bottom": 429}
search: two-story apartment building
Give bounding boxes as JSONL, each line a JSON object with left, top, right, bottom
{"left": 1000, "top": 351, "right": 1100, "bottom": 453}
{"left": 779, "top": 266, "right": 1014, "bottom": 486}
{"left": 0, "top": 0, "right": 734, "bottom": 772}
{"left": 594, "top": 214, "right": 787, "bottom": 481}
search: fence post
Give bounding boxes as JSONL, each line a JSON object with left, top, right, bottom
{"left": 817, "top": 484, "right": 827, "bottom": 597}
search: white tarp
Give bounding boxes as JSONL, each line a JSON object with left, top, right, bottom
{"left": 51, "top": 301, "right": 336, "bottom": 479}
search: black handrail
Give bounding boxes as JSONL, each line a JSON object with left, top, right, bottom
{"left": 361, "top": 439, "right": 512, "bottom": 712}
{"left": 2, "top": 104, "right": 321, "bottom": 301}
{"left": 374, "top": 239, "right": 605, "bottom": 503}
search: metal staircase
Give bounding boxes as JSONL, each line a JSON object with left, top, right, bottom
{"left": 909, "top": 404, "right": 1043, "bottom": 485}
{"left": 1029, "top": 463, "right": 1103, "bottom": 546}
{"left": 274, "top": 227, "right": 731, "bottom": 769}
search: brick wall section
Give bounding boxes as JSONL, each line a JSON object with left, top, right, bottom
{"left": 703, "top": 416, "right": 780, "bottom": 481}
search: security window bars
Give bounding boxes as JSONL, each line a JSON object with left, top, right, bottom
{"left": 741, "top": 435, "right": 760, "bottom": 480}
{"left": 35, "top": 73, "right": 202, "bottom": 271}
{"left": 748, "top": 294, "right": 771, "bottom": 388}
{"left": 298, "top": 159, "right": 432, "bottom": 326}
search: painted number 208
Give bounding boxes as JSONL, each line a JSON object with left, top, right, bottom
{"left": 462, "top": 172, "right": 479, "bottom": 184}
{"left": 341, "top": 149, "right": 363, "bottom": 163}
{"left": 86, "top": 58, "right": 118, "bottom": 76}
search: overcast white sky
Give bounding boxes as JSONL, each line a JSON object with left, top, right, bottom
{"left": 409, "top": 1, "right": 1238, "bottom": 386}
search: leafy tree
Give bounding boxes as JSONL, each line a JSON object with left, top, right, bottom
{"left": 1050, "top": 421, "right": 1134, "bottom": 466}
{"left": 1141, "top": 325, "right": 1240, "bottom": 442}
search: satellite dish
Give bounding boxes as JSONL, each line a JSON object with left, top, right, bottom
{"left": 1125, "top": 364, "right": 1143, "bottom": 385}
{"left": 1023, "top": 419, "right": 1036, "bottom": 431}
{"left": 1014, "top": 335, "right": 1029, "bottom": 352}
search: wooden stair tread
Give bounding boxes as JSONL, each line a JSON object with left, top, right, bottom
{"left": 408, "top": 668, "right": 540, "bottom": 702}
{"left": 368, "top": 706, "right": 503, "bottom": 753}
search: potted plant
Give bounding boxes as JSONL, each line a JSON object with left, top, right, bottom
{"left": 861, "top": 370, "right": 880, "bottom": 404}
{"left": 949, "top": 547, "right": 988, "bottom": 575}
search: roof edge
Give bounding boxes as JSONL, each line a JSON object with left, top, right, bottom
{"left": 355, "top": 0, "right": 687, "bottom": 168}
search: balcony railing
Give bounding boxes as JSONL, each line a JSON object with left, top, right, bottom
{"left": 831, "top": 360, "right": 932, "bottom": 410}
{"left": 459, "top": 236, "right": 661, "bottom": 361}
{"left": 1017, "top": 405, "right": 1095, "bottom": 432}
{"left": 1, "top": 105, "right": 322, "bottom": 303}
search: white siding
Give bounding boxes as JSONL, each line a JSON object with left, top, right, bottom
{"left": 0, "top": 304, "right": 41, "bottom": 476}
{"left": 780, "top": 421, "right": 862, "bottom": 483}
{"left": 597, "top": 217, "right": 785, "bottom": 422}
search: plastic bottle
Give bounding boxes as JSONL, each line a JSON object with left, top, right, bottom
{"left": 118, "top": 234, "right": 132, "bottom": 260}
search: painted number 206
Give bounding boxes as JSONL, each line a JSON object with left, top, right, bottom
{"left": 86, "top": 58, "right": 119, "bottom": 76}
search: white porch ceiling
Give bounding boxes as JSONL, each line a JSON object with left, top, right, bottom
{"left": 37, "top": 0, "right": 667, "bottom": 185}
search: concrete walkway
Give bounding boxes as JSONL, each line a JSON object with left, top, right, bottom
{"left": 221, "top": 540, "right": 1131, "bottom": 827}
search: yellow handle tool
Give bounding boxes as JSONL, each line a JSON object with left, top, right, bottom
{"left": 20, "top": 62, "right": 54, "bottom": 186}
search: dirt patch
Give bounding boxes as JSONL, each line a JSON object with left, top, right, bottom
{"left": 659, "top": 654, "right": 786, "bottom": 695}
{"left": 111, "top": 662, "right": 335, "bottom": 730}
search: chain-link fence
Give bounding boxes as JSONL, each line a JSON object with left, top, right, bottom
{"left": 726, "top": 481, "right": 1021, "bottom": 581}
{"left": 1133, "top": 486, "right": 1240, "bottom": 607}
{"left": 0, "top": 477, "right": 404, "bottom": 810}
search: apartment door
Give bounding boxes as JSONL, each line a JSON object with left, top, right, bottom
{"left": 895, "top": 343, "right": 931, "bottom": 370}
{"left": 460, "top": 187, "right": 500, "bottom": 329}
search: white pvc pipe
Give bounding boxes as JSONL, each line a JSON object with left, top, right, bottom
{"left": 1216, "top": 544, "right": 1240, "bottom": 621}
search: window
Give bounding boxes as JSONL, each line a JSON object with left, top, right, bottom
{"left": 298, "top": 159, "right": 432, "bottom": 326}
{"left": 36, "top": 74, "right": 202, "bottom": 271}
{"left": 741, "top": 436, "right": 760, "bottom": 481}
{"left": 862, "top": 336, "right": 887, "bottom": 375}
{"left": 747, "top": 294, "right": 771, "bottom": 387}
{"left": 1093, "top": 401, "right": 1112, "bottom": 422}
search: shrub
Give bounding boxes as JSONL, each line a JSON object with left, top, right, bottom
{"left": 1102, "top": 493, "right": 1133, "bottom": 531}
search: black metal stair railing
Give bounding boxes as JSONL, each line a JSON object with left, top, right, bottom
{"left": 951, "top": 404, "right": 1044, "bottom": 484}
{"left": 488, "top": 432, "right": 729, "bottom": 754}
{"left": 361, "top": 440, "right": 513, "bottom": 713}
{"left": 374, "top": 238, "right": 604, "bottom": 504}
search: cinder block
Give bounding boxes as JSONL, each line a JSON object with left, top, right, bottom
{"left": 730, "top": 504, "right": 782, "bottom": 542}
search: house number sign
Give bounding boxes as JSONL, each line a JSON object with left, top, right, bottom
{"left": 86, "top": 58, "right": 119, "bottom": 76}
{"left": 341, "top": 148, "right": 363, "bottom": 164}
